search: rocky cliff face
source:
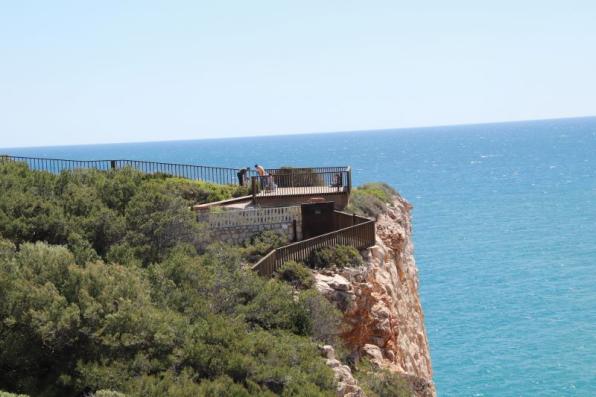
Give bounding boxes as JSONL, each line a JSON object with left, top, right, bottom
{"left": 315, "top": 195, "right": 435, "bottom": 397}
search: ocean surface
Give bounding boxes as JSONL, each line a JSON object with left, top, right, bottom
{"left": 3, "top": 117, "right": 596, "bottom": 396}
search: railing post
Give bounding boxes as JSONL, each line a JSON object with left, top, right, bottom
{"left": 347, "top": 167, "right": 352, "bottom": 194}
{"left": 110, "top": 160, "right": 116, "bottom": 170}
{"left": 251, "top": 176, "right": 257, "bottom": 201}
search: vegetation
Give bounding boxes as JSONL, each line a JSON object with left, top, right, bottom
{"left": 346, "top": 182, "right": 397, "bottom": 218}
{"left": 0, "top": 162, "right": 342, "bottom": 397}
{"left": 354, "top": 360, "right": 413, "bottom": 397}
{"left": 243, "top": 230, "right": 287, "bottom": 262}
{"left": 0, "top": 161, "right": 247, "bottom": 265}
{"left": 275, "top": 261, "right": 314, "bottom": 289}
{"left": 307, "top": 245, "right": 363, "bottom": 269}
{"left": 0, "top": 391, "right": 28, "bottom": 397}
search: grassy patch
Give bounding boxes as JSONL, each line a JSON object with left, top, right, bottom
{"left": 346, "top": 182, "right": 396, "bottom": 218}
{"left": 354, "top": 360, "right": 413, "bottom": 397}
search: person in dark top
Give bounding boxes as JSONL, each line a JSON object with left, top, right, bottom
{"left": 237, "top": 167, "right": 249, "bottom": 186}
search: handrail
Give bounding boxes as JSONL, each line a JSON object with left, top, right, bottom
{"left": 1, "top": 155, "right": 352, "bottom": 190}
{"left": 251, "top": 169, "right": 351, "bottom": 199}
{"left": 1, "top": 155, "right": 244, "bottom": 185}
{"left": 251, "top": 212, "right": 375, "bottom": 277}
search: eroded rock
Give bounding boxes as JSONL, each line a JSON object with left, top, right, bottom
{"left": 315, "top": 195, "right": 436, "bottom": 397}
{"left": 320, "top": 345, "right": 365, "bottom": 397}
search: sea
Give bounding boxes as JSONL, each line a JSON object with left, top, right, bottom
{"left": 3, "top": 116, "right": 596, "bottom": 396}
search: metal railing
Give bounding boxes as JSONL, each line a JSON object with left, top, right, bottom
{"left": 0, "top": 156, "right": 353, "bottom": 192}
{"left": 0, "top": 155, "right": 243, "bottom": 185}
{"left": 252, "top": 212, "right": 375, "bottom": 277}
{"left": 266, "top": 166, "right": 350, "bottom": 174}
{"left": 251, "top": 167, "right": 351, "bottom": 200}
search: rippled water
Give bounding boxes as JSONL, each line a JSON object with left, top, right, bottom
{"left": 5, "top": 117, "right": 596, "bottom": 396}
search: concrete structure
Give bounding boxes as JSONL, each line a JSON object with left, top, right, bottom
{"left": 198, "top": 206, "right": 302, "bottom": 245}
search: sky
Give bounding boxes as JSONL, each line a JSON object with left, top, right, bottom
{"left": 1, "top": 1, "right": 595, "bottom": 148}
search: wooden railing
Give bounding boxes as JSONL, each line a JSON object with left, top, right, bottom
{"left": 0, "top": 155, "right": 243, "bottom": 185}
{"left": 251, "top": 212, "right": 375, "bottom": 277}
{"left": 334, "top": 210, "right": 369, "bottom": 229}
{"left": 251, "top": 167, "right": 351, "bottom": 200}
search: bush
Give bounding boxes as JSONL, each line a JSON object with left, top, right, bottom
{"left": 124, "top": 182, "right": 207, "bottom": 264}
{"left": 93, "top": 391, "right": 126, "bottom": 397}
{"left": 241, "top": 280, "right": 309, "bottom": 334}
{"left": 0, "top": 392, "right": 29, "bottom": 397}
{"left": 298, "top": 289, "right": 343, "bottom": 345}
{"left": 308, "top": 245, "right": 363, "bottom": 269}
{"left": 0, "top": 163, "right": 342, "bottom": 397}
{"left": 354, "top": 360, "right": 413, "bottom": 397}
{"left": 0, "top": 161, "right": 236, "bottom": 264}
{"left": 243, "top": 230, "right": 287, "bottom": 262}
{"left": 358, "top": 183, "right": 396, "bottom": 203}
{"left": 0, "top": 240, "right": 339, "bottom": 396}
{"left": 275, "top": 260, "right": 314, "bottom": 289}
{"left": 346, "top": 182, "right": 396, "bottom": 218}
{"left": 159, "top": 177, "right": 249, "bottom": 205}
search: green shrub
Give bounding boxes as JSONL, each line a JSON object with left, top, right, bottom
{"left": 241, "top": 280, "right": 309, "bottom": 334}
{"left": 124, "top": 182, "right": 207, "bottom": 264}
{"left": 275, "top": 260, "right": 314, "bottom": 289}
{"left": 308, "top": 245, "right": 363, "bottom": 269}
{"left": 0, "top": 162, "right": 341, "bottom": 397}
{"left": 358, "top": 183, "right": 396, "bottom": 202}
{"left": 0, "top": 237, "right": 16, "bottom": 256}
{"left": 0, "top": 161, "right": 235, "bottom": 264}
{"left": 243, "top": 230, "right": 287, "bottom": 262}
{"left": 298, "top": 289, "right": 343, "bottom": 345}
{"left": 93, "top": 390, "right": 127, "bottom": 397}
{"left": 0, "top": 240, "right": 339, "bottom": 396}
{"left": 159, "top": 177, "right": 249, "bottom": 205}
{"left": 0, "top": 391, "right": 29, "bottom": 397}
{"left": 346, "top": 182, "right": 396, "bottom": 218}
{"left": 354, "top": 360, "right": 413, "bottom": 397}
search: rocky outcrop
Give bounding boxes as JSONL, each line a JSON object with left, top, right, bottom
{"left": 320, "top": 345, "right": 365, "bottom": 397}
{"left": 315, "top": 195, "right": 435, "bottom": 397}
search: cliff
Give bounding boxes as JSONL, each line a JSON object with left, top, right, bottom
{"left": 316, "top": 195, "right": 435, "bottom": 397}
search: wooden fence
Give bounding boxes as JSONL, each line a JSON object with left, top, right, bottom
{"left": 251, "top": 212, "right": 375, "bottom": 277}
{"left": 333, "top": 210, "right": 369, "bottom": 229}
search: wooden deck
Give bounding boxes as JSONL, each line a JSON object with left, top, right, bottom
{"left": 254, "top": 185, "right": 348, "bottom": 197}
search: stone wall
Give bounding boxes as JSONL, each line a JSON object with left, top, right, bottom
{"left": 199, "top": 206, "right": 302, "bottom": 245}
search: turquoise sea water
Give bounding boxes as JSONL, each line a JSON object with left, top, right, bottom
{"left": 4, "top": 117, "right": 596, "bottom": 396}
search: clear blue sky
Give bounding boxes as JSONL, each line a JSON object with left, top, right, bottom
{"left": 1, "top": 1, "right": 595, "bottom": 148}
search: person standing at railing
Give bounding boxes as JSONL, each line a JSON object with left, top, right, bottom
{"left": 255, "top": 164, "right": 266, "bottom": 177}
{"left": 255, "top": 164, "right": 275, "bottom": 191}
{"left": 237, "top": 167, "right": 250, "bottom": 186}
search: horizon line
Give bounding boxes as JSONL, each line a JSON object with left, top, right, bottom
{"left": 2, "top": 114, "right": 595, "bottom": 151}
